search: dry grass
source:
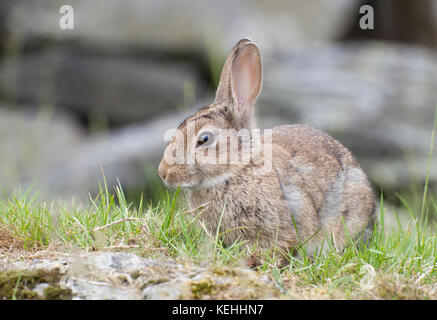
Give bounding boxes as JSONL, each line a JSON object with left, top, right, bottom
{"left": 279, "top": 271, "right": 437, "bottom": 300}
{"left": 0, "top": 224, "right": 25, "bottom": 253}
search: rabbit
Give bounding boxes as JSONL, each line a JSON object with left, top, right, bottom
{"left": 158, "top": 38, "right": 376, "bottom": 260}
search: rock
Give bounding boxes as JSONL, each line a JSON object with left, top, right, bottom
{"left": 2, "top": 40, "right": 437, "bottom": 197}
{"left": 63, "top": 277, "right": 140, "bottom": 300}
{"left": 0, "top": 0, "right": 358, "bottom": 128}
{"left": 6, "top": 0, "right": 359, "bottom": 53}
{"left": 258, "top": 41, "right": 437, "bottom": 191}
{"left": 43, "top": 109, "right": 194, "bottom": 198}
{"left": 0, "top": 107, "right": 85, "bottom": 194}
{"left": 0, "top": 105, "right": 176, "bottom": 198}
{"left": 142, "top": 267, "right": 281, "bottom": 300}
{"left": 87, "top": 251, "right": 155, "bottom": 274}
{"left": 0, "top": 49, "right": 204, "bottom": 127}
{"left": 0, "top": 252, "right": 282, "bottom": 300}
{"left": 0, "top": 104, "right": 196, "bottom": 198}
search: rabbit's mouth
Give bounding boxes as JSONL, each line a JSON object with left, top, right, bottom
{"left": 162, "top": 179, "right": 199, "bottom": 190}
{"left": 159, "top": 157, "right": 235, "bottom": 190}
{"left": 160, "top": 171, "right": 233, "bottom": 191}
{"left": 158, "top": 165, "right": 201, "bottom": 189}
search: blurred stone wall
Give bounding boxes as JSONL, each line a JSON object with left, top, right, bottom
{"left": 0, "top": 0, "right": 437, "bottom": 200}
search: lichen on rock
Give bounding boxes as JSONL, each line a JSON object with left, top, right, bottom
{"left": 0, "top": 268, "right": 72, "bottom": 300}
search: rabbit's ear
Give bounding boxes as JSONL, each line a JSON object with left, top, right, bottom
{"left": 214, "top": 38, "right": 262, "bottom": 128}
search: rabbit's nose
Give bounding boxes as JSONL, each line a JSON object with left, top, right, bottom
{"left": 158, "top": 160, "right": 169, "bottom": 181}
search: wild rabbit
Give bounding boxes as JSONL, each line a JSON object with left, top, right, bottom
{"left": 158, "top": 38, "right": 376, "bottom": 260}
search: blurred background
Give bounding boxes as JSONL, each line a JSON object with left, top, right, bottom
{"left": 0, "top": 0, "right": 437, "bottom": 208}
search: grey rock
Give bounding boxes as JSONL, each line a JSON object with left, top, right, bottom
{"left": 258, "top": 41, "right": 437, "bottom": 190}
{"left": 142, "top": 267, "right": 281, "bottom": 300}
{"left": 6, "top": 0, "right": 358, "bottom": 53}
{"left": 2, "top": 41, "right": 437, "bottom": 198}
{"left": 0, "top": 105, "right": 193, "bottom": 198}
{"left": 0, "top": 0, "right": 358, "bottom": 128}
{"left": 0, "top": 50, "right": 203, "bottom": 127}
{"left": 0, "top": 107, "right": 85, "bottom": 194}
{"left": 86, "top": 252, "right": 157, "bottom": 274}
{"left": 43, "top": 110, "right": 193, "bottom": 198}
{"left": 63, "top": 277, "right": 140, "bottom": 300}
{"left": 32, "top": 283, "right": 50, "bottom": 297}
{"left": 0, "top": 252, "right": 281, "bottom": 300}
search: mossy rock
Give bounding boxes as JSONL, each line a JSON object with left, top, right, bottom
{"left": 186, "top": 268, "right": 280, "bottom": 300}
{"left": 0, "top": 268, "right": 73, "bottom": 300}
{"left": 190, "top": 277, "right": 218, "bottom": 299}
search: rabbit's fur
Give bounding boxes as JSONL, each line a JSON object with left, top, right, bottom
{"left": 158, "top": 38, "right": 376, "bottom": 258}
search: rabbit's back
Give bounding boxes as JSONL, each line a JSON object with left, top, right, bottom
{"left": 272, "top": 124, "right": 376, "bottom": 251}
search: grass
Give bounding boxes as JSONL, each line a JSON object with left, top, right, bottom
{"left": 0, "top": 176, "right": 436, "bottom": 299}
{"left": 0, "top": 180, "right": 245, "bottom": 265}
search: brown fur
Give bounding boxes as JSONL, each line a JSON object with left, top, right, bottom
{"left": 158, "top": 39, "right": 376, "bottom": 259}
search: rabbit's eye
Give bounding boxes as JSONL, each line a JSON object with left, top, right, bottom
{"left": 196, "top": 132, "right": 213, "bottom": 147}
{"left": 197, "top": 134, "right": 209, "bottom": 146}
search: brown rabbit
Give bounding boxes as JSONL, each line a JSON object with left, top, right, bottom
{"left": 158, "top": 38, "right": 376, "bottom": 259}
